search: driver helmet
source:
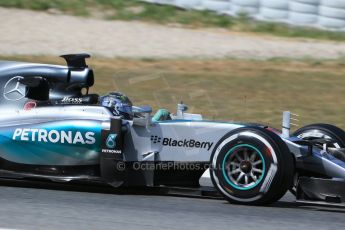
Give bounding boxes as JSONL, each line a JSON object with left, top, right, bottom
{"left": 100, "top": 92, "right": 133, "bottom": 119}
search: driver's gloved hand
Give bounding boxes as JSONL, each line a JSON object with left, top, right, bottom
{"left": 152, "top": 109, "right": 171, "bottom": 122}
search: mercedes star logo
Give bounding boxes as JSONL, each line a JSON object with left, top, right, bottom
{"left": 3, "top": 76, "right": 26, "bottom": 101}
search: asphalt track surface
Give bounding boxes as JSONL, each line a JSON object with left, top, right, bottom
{"left": 0, "top": 180, "right": 344, "bottom": 230}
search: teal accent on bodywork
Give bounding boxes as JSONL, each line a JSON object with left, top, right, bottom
{"left": 0, "top": 120, "right": 102, "bottom": 165}
{"left": 222, "top": 144, "right": 266, "bottom": 191}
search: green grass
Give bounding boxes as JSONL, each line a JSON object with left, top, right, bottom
{"left": 2, "top": 55, "right": 345, "bottom": 130}
{"left": 1, "top": 0, "right": 345, "bottom": 41}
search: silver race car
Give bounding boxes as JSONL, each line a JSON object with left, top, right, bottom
{"left": 0, "top": 54, "right": 344, "bottom": 206}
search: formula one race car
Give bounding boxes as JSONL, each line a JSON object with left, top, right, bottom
{"left": 0, "top": 54, "right": 344, "bottom": 206}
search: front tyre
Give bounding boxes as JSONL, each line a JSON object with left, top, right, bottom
{"left": 210, "top": 127, "right": 294, "bottom": 205}
{"left": 293, "top": 123, "right": 345, "bottom": 149}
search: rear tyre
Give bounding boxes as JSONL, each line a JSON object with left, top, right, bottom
{"left": 210, "top": 127, "right": 294, "bottom": 205}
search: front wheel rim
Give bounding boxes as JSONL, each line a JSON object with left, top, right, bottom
{"left": 222, "top": 144, "right": 266, "bottom": 190}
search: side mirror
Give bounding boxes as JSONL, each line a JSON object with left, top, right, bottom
{"left": 176, "top": 102, "right": 188, "bottom": 119}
